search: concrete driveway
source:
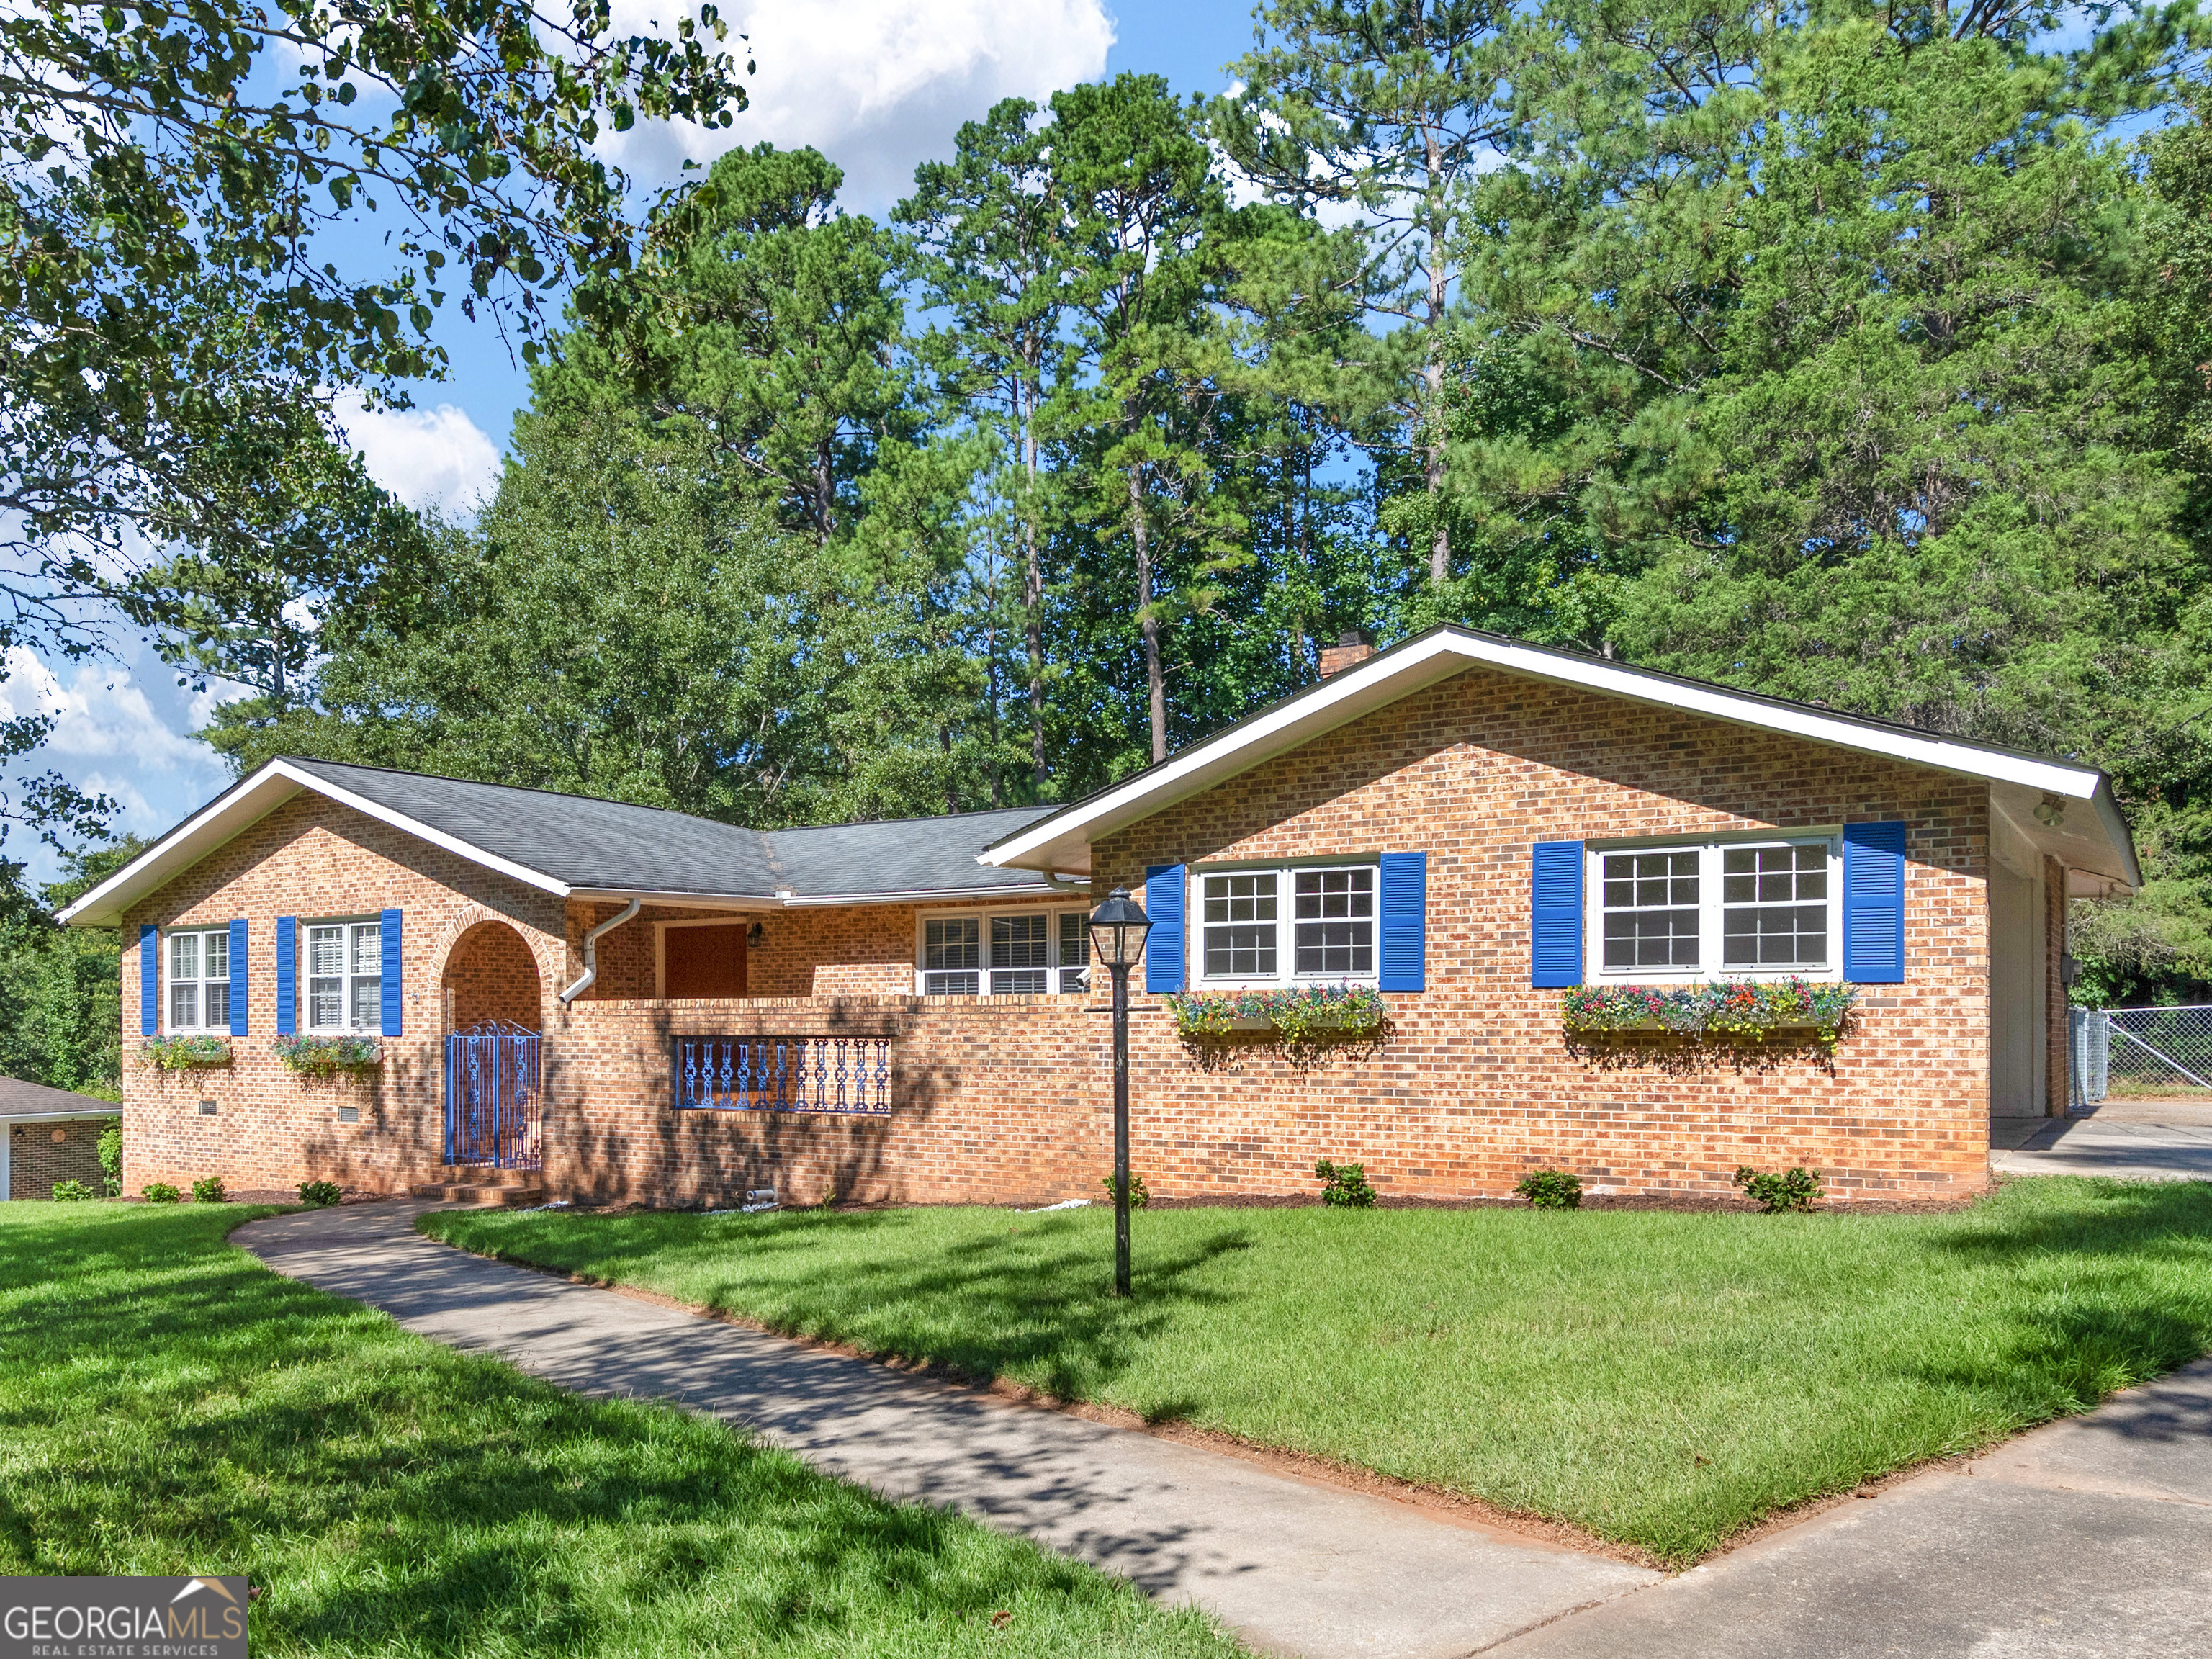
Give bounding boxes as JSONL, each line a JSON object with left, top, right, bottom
{"left": 1992, "top": 1097, "right": 2212, "bottom": 1181}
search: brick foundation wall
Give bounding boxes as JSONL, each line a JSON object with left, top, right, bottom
{"left": 8, "top": 1118, "right": 109, "bottom": 1199}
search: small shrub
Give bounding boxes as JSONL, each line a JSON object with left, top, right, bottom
{"left": 50, "top": 1179, "right": 96, "bottom": 1202}
{"left": 1516, "top": 1169, "right": 1583, "bottom": 1210}
{"left": 1100, "top": 1172, "right": 1150, "bottom": 1209}
{"left": 191, "top": 1176, "right": 228, "bottom": 1205}
{"left": 1734, "top": 1165, "right": 1821, "bottom": 1213}
{"left": 297, "top": 1179, "right": 343, "bottom": 1208}
{"left": 140, "top": 1182, "right": 182, "bottom": 1205}
{"left": 1314, "top": 1159, "right": 1377, "bottom": 1208}
{"left": 96, "top": 1119, "right": 122, "bottom": 1197}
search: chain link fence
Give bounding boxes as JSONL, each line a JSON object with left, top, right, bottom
{"left": 2072, "top": 1005, "right": 2212, "bottom": 1104}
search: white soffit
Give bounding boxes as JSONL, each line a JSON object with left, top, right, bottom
{"left": 58, "top": 759, "right": 572, "bottom": 928}
{"left": 979, "top": 629, "right": 2135, "bottom": 886}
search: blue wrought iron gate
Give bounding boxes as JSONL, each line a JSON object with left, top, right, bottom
{"left": 444, "top": 1022, "right": 544, "bottom": 1168}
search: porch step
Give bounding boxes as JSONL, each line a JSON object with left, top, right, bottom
{"left": 430, "top": 1164, "right": 539, "bottom": 1187}
{"left": 412, "top": 1182, "right": 544, "bottom": 1208}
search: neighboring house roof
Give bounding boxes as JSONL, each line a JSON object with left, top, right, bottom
{"left": 976, "top": 625, "right": 2142, "bottom": 893}
{"left": 0, "top": 1076, "right": 118, "bottom": 1118}
{"left": 59, "top": 757, "right": 1066, "bottom": 927}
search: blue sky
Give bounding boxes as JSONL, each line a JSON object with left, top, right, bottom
{"left": 3, "top": 0, "right": 1253, "bottom": 886}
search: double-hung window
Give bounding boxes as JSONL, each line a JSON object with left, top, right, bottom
{"left": 1589, "top": 837, "right": 1837, "bottom": 979}
{"left": 307, "top": 921, "right": 383, "bottom": 1032}
{"left": 920, "top": 908, "right": 1091, "bottom": 996}
{"left": 1198, "top": 863, "right": 1376, "bottom": 985}
{"left": 167, "top": 929, "right": 230, "bottom": 1032}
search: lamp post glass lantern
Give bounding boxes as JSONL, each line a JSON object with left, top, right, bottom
{"left": 1088, "top": 886, "right": 1152, "bottom": 1295}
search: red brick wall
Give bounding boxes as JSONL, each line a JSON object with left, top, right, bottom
{"left": 9, "top": 1118, "right": 109, "bottom": 1199}
{"left": 116, "top": 662, "right": 2008, "bottom": 1206}
{"left": 446, "top": 919, "right": 546, "bottom": 1032}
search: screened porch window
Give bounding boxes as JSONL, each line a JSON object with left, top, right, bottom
{"left": 919, "top": 908, "right": 1089, "bottom": 997}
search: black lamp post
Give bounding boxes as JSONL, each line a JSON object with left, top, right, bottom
{"left": 1087, "top": 885, "right": 1154, "bottom": 1296}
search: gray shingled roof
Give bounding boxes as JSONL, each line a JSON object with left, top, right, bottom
{"left": 287, "top": 758, "right": 1058, "bottom": 899}
{"left": 0, "top": 1076, "right": 119, "bottom": 1118}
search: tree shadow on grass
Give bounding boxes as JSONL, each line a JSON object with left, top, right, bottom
{"left": 0, "top": 1206, "right": 1226, "bottom": 1658}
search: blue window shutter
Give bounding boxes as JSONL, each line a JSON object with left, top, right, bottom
{"left": 1377, "top": 852, "right": 1426, "bottom": 992}
{"left": 228, "top": 919, "right": 249, "bottom": 1035}
{"left": 276, "top": 917, "right": 297, "bottom": 1036}
{"left": 1143, "top": 865, "right": 1186, "bottom": 994}
{"left": 1531, "top": 841, "right": 1585, "bottom": 989}
{"left": 380, "top": 908, "right": 404, "bottom": 1036}
{"left": 1843, "top": 822, "right": 1907, "bottom": 984}
{"left": 140, "top": 925, "right": 159, "bottom": 1035}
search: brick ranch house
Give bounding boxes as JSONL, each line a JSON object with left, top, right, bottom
{"left": 61, "top": 626, "right": 2139, "bottom": 1206}
{"left": 0, "top": 1077, "right": 119, "bottom": 1201}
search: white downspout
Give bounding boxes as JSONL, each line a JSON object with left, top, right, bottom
{"left": 559, "top": 898, "right": 641, "bottom": 1006}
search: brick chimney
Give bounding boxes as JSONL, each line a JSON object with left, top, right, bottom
{"left": 1318, "top": 629, "right": 1374, "bottom": 678}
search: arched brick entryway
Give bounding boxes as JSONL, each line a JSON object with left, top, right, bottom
{"left": 441, "top": 920, "right": 543, "bottom": 1033}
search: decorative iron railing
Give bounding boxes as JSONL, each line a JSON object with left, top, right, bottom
{"left": 445, "top": 1022, "right": 544, "bottom": 1169}
{"left": 671, "top": 1035, "right": 892, "bottom": 1115}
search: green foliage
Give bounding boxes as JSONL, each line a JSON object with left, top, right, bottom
{"left": 0, "top": 1204, "right": 1240, "bottom": 1655}
{"left": 48, "top": 1180, "right": 94, "bottom": 1202}
{"left": 1515, "top": 1170, "right": 1583, "bottom": 1210}
{"left": 1563, "top": 981, "right": 1857, "bottom": 1051}
{"left": 1164, "top": 986, "right": 1387, "bottom": 1040}
{"left": 0, "top": 840, "right": 140, "bottom": 1099}
{"left": 1313, "top": 1159, "right": 1377, "bottom": 1207}
{"left": 429, "top": 1179, "right": 2212, "bottom": 1563}
{"left": 95, "top": 1120, "right": 120, "bottom": 1199}
{"left": 138, "top": 1036, "right": 231, "bottom": 1072}
{"left": 297, "top": 1181, "right": 344, "bottom": 1208}
{"left": 272, "top": 1034, "right": 382, "bottom": 1076}
{"left": 1100, "top": 1172, "right": 1151, "bottom": 1210}
{"left": 190, "top": 1177, "right": 228, "bottom": 1205}
{"left": 1734, "top": 1167, "right": 1822, "bottom": 1214}
{"left": 139, "top": 1183, "right": 181, "bottom": 1205}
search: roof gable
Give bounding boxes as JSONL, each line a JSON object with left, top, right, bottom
{"left": 976, "top": 626, "right": 2140, "bottom": 889}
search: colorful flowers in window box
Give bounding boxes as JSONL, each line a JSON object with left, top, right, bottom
{"left": 139, "top": 1035, "right": 233, "bottom": 1070}
{"left": 1560, "top": 979, "right": 1858, "bottom": 1051}
{"left": 1165, "top": 984, "right": 1388, "bottom": 1043}
{"left": 273, "top": 1033, "right": 383, "bottom": 1076}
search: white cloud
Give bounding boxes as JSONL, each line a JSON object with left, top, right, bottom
{"left": 600, "top": 0, "right": 1115, "bottom": 208}
{"left": 0, "top": 648, "right": 227, "bottom": 780}
{"left": 332, "top": 392, "right": 503, "bottom": 518}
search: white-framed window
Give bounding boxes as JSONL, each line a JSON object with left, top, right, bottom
{"left": 1196, "top": 862, "right": 1377, "bottom": 986}
{"left": 1586, "top": 835, "right": 1840, "bottom": 981}
{"left": 306, "top": 920, "right": 383, "bottom": 1032}
{"left": 166, "top": 928, "right": 230, "bottom": 1032}
{"left": 917, "top": 907, "right": 1090, "bottom": 997}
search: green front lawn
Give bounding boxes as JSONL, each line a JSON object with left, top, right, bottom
{"left": 0, "top": 1202, "right": 1236, "bottom": 1657}
{"left": 425, "top": 1179, "right": 2212, "bottom": 1565}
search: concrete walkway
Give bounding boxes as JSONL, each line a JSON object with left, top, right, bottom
{"left": 1488, "top": 1357, "right": 2212, "bottom": 1658}
{"left": 236, "top": 1203, "right": 1658, "bottom": 1658}
{"left": 1992, "top": 1099, "right": 2212, "bottom": 1181}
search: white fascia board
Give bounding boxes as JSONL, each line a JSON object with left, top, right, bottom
{"left": 781, "top": 882, "right": 1077, "bottom": 908}
{"left": 979, "top": 631, "right": 2110, "bottom": 873}
{"left": 568, "top": 889, "right": 778, "bottom": 911}
{"left": 58, "top": 758, "right": 570, "bottom": 928}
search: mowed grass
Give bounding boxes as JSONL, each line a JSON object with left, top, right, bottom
{"left": 425, "top": 1179, "right": 2212, "bottom": 1564}
{"left": 0, "top": 1202, "right": 1238, "bottom": 1658}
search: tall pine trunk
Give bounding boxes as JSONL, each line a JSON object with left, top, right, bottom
{"left": 1424, "top": 123, "right": 1449, "bottom": 587}
{"left": 1130, "top": 467, "right": 1166, "bottom": 763}
{"left": 1020, "top": 370, "right": 1048, "bottom": 792}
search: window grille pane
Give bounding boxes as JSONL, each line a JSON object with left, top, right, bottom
{"left": 991, "top": 913, "right": 1051, "bottom": 969}
{"left": 1722, "top": 844, "right": 1829, "bottom": 966}
{"left": 309, "top": 981, "right": 345, "bottom": 1028}
{"left": 1600, "top": 850, "right": 1701, "bottom": 969}
{"left": 204, "top": 982, "right": 230, "bottom": 1028}
{"left": 925, "top": 918, "right": 979, "bottom": 971}
{"left": 171, "top": 932, "right": 198, "bottom": 979}
{"left": 991, "top": 968, "right": 1049, "bottom": 995}
{"left": 351, "top": 923, "right": 381, "bottom": 976}
{"left": 1058, "top": 966, "right": 1090, "bottom": 995}
{"left": 204, "top": 930, "right": 228, "bottom": 979}
{"left": 922, "top": 970, "right": 979, "bottom": 996}
{"left": 1292, "top": 868, "right": 1374, "bottom": 976}
{"left": 1293, "top": 867, "right": 1374, "bottom": 920}
{"left": 1295, "top": 922, "right": 1373, "bottom": 976}
{"left": 1058, "top": 912, "right": 1088, "bottom": 967}
{"left": 351, "top": 976, "right": 380, "bottom": 1032}
{"left": 1203, "top": 926, "right": 1277, "bottom": 978}
{"left": 1202, "top": 873, "right": 1277, "bottom": 924}
{"left": 171, "top": 983, "right": 198, "bottom": 1028}
{"left": 308, "top": 927, "right": 345, "bottom": 978}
